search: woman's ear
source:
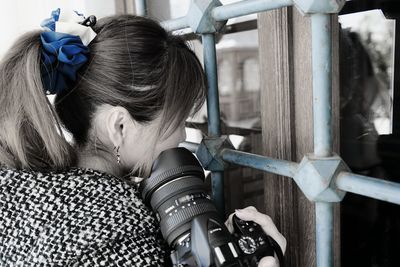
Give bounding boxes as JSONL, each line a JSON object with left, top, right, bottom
{"left": 105, "top": 106, "right": 133, "bottom": 148}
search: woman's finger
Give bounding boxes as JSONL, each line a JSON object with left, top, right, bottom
{"left": 243, "top": 206, "right": 257, "bottom": 211}
{"left": 258, "top": 256, "right": 279, "bottom": 267}
{"left": 235, "top": 208, "right": 286, "bottom": 254}
{"left": 224, "top": 212, "right": 235, "bottom": 233}
{"left": 225, "top": 206, "right": 258, "bottom": 233}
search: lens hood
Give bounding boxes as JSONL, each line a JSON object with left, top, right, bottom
{"left": 139, "top": 147, "right": 205, "bottom": 203}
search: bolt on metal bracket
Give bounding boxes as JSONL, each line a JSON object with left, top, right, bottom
{"left": 293, "top": 0, "right": 346, "bottom": 15}
{"left": 196, "top": 136, "right": 235, "bottom": 171}
{"left": 293, "top": 153, "right": 349, "bottom": 202}
{"left": 187, "top": 0, "right": 227, "bottom": 33}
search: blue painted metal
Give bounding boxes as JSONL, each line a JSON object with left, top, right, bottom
{"left": 316, "top": 202, "right": 334, "bottom": 267}
{"left": 179, "top": 141, "right": 199, "bottom": 153}
{"left": 211, "top": 172, "right": 225, "bottom": 215}
{"left": 196, "top": 136, "right": 234, "bottom": 171}
{"left": 161, "top": 0, "right": 294, "bottom": 33}
{"left": 212, "top": 0, "right": 293, "bottom": 21}
{"left": 311, "top": 13, "right": 334, "bottom": 267}
{"left": 161, "top": 16, "right": 189, "bottom": 32}
{"left": 187, "top": 0, "right": 226, "bottom": 34}
{"left": 202, "top": 33, "right": 222, "bottom": 137}
{"left": 135, "top": 0, "right": 147, "bottom": 16}
{"left": 312, "top": 13, "right": 332, "bottom": 157}
{"left": 221, "top": 149, "right": 298, "bottom": 178}
{"left": 202, "top": 33, "right": 225, "bottom": 215}
{"left": 336, "top": 172, "right": 400, "bottom": 205}
{"left": 293, "top": 154, "right": 347, "bottom": 202}
{"left": 293, "top": 0, "right": 346, "bottom": 14}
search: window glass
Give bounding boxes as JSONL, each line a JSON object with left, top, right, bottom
{"left": 339, "top": 9, "right": 398, "bottom": 266}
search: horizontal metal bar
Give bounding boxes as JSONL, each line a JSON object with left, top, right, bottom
{"left": 161, "top": 0, "right": 293, "bottom": 32}
{"left": 182, "top": 144, "right": 400, "bottom": 206}
{"left": 161, "top": 16, "right": 189, "bottom": 32}
{"left": 179, "top": 141, "right": 199, "bottom": 153}
{"left": 212, "top": 0, "right": 293, "bottom": 21}
{"left": 336, "top": 172, "right": 400, "bottom": 205}
{"left": 221, "top": 149, "right": 298, "bottom": 178}
{"left": 185, "top": 121, "right": 261, "bottom": 135}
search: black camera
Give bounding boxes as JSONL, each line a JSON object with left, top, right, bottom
{"left": 139, "top": 147, "right": 280, "bottom": 266}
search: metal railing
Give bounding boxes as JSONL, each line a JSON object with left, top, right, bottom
{"left": 136, "top": 1, "right": 400, "bottom": 266}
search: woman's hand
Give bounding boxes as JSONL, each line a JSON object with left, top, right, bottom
{"left": 225, "top": 206, "right": 286, "bottom": 267}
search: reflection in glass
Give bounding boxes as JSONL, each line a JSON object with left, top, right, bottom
{"left": 339, "top": 10, "right": 399, "bottom": 267}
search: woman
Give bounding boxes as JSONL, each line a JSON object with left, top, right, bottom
{"left": 0, "top": 10, "right": 285, "bottom": 266}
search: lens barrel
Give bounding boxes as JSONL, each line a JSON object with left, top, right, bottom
{"left": 138, "top": 147, "right": 219, "bottom": 245}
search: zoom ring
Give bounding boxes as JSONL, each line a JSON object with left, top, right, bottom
{"left": 150, "top": 177, "right": 206, "bottom": 210}
{"left": 140, "top": 165, "right": 204, "bottom": 200}
{"left": 161, "top": 200, "right": 218, "bottom": 243}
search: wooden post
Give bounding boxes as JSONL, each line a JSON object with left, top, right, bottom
{"left": 258, "top": 7, "right": 340, "bottom": 266}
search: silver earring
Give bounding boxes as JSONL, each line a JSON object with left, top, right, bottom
{"left": 114, "top": 146, "right": 121, "bottom": 164}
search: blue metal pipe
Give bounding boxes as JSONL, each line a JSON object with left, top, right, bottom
{"left": 312, "top": 14, "right": 333, "bottom": 157}
{"left": 316, "top": 202, "right": 334, "bottom": 267}
{"left": 221, "top": 149, "right": 298, "bottom": 178}
{"left": 135, "top": 0, "right": 147, "bottom": 16}
{"left": 161, "top": 0, "right": 293, "bottom": 32}
{"left": 336, "top": 172, "right": 400, "bottom": 205}
{"left": 161, "top": 16, "right": 189, "bottom": 32}
{"left": 211, "top": 172, "right": 225, "bottom": 215}
{"left": 202, "top": 34, "right": 222, "bottom": 137}
{"left": 212, "top": 0, "right": 293, "bottom": 21}
{"left": 179, "top": 141, "right": 199, "bottom": 153}
{"left": 202, "top": 33, "right": 224, "bottom": 215}
{"left": 311, "top": 14, "right": 334, "bottom": 267}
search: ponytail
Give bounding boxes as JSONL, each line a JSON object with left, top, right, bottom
{"left": 0, "top": 30, "right": 75, "bottom": 170}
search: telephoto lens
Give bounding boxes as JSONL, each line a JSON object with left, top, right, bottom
{"left": 139, "top": 147, "right": 243, "bottom": 266}
{"left": 139, "top": 147, "right": 276, "bottom": 266}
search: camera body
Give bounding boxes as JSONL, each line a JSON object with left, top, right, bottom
{"left": 139, "top": 147, "right": 275, "bottom": 267}
{"left": 170, "top": 214, "right": 275, "bottom": 266}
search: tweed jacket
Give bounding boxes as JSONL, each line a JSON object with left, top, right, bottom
{"left": 0, "top": 167, "right": 167, "bottom": 266}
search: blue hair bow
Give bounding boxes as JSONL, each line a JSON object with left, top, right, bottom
{"left": 40, "top": 9, "right": 93, "bottom": 95}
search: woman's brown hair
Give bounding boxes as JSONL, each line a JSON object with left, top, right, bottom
{"left": 0, "top": 15, "right": 206, "bottom": 172}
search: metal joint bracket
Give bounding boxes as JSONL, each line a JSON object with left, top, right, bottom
{"left": 293, "top": 0, "right": 346, "bottom": 14}
{"left": 188, "top": 0, "right": 227, "bottom": 33}
{"left": 196, "top": 136, "right": 235, "bottom": 171}
{"left": 293, "top": 153, "right": 349, "bottom": 202}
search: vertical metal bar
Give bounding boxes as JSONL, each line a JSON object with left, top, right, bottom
{"left": 202, "top": 34, "right": 222, "bottom": 137}
{"left": 312, "top": 14, "right": 334, "bottom": 267}
{"left": 211, "top": 172, "right": 225, "bottom": 216}
{"left": 202, "top": 33, "right": 224, "bottom": 215}
{"left": 312, "top": 14, "right": 332, "bottom": 158}
{"left": 316, "top": 202, "right": 334, "bottom": 267}
{"left": 135, "top": 0, "right": 147, "bottom": 16}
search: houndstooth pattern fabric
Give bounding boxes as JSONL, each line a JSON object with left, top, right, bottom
{"left": 0, "top": 167, "right": 168, "bottom": 266}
